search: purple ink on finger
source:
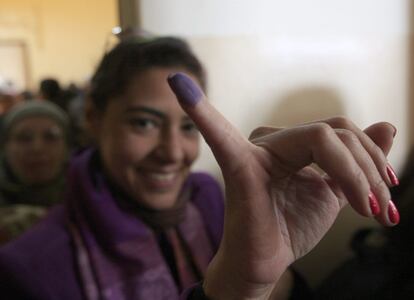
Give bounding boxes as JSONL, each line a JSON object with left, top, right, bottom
{"left": 167, "top": 72, "right": 203, "bottom": 107}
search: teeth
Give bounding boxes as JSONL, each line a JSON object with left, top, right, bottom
{"left": 148, "top": 173, "right": 176, "bottom": 181}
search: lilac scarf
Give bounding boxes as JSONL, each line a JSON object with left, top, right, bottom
{"left": 65, "top": 150, "right": 215, "bottom": 300}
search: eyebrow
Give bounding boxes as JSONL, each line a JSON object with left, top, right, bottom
{"left": 124, "top": 106, "right": 166, "bottom": 119}
{"left": 124, "top": 105, "right": 193, "bottom": 122}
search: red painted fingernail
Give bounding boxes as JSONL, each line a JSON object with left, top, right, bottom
{"left": 368, "top": 192, "right": 380, "bottom": 216}
{"left": 386, "top": 164, "right": 399, "bottom": 186}
{"left": 387, "top": 200, "right": 400, "bottom": 225}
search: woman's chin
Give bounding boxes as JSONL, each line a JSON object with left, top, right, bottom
{"left": 133, "top": 192, "right": 180, "bottom": 211}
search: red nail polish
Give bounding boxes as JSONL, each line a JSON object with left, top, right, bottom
{"left": 369, "top": 192, "right": 380, "bottom": 216}
{"left": 388, "top": 200, "right": 400, "bottom": 224}
{"left": 386, "top": 165, "right": 399, "bottom": 186}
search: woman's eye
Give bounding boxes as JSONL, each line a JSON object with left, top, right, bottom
{"left": 129, "top": 118, "right": 158, "bottom": 131}
{"left": 12, "top": 132, "right": 33, "bottom": 143}
{"left": 182, "top": 122, "right": 198, "bottom": 134}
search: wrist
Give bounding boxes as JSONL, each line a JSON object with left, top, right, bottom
{"left": 202, "top": 253, "right": 275, "bottom": 300}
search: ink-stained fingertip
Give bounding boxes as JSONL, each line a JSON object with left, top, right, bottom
{"left": 167, "top": 72, "right": 203, "bottom": 107}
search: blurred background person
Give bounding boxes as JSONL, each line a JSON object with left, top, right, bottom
{"left": 66, "top": 80, "right": 91, "bottom": 149}
{"left": 38, "top": 78, "right": 89, "bottom": 149}
{"left": 38, "top": 78, "right": 66, "bottom": 110}
{"left": 0, "top": 101, "right": 70, "bottom": 244}
{"left": 16, "top": 90, "right": 35, "bottom": 103}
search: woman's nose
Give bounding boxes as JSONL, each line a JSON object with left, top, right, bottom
{"left": 30, "top": 136, "right": 47, "bottom": 151}
{"left": 157, "top": 129, "right": 184, "bottom": 163}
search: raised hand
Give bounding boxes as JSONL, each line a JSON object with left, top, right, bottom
{"left": 168, "top": 73, "right": 398, "bottom": 300}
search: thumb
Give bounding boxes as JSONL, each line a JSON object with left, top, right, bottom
{"left": 167, "top": 72, "right": 249, "bottom": 173}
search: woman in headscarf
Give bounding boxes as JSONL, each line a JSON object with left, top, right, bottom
{"left": 0, "top": 101, "right": 69, "bottom": 244}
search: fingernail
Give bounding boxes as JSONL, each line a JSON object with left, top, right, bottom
{"left": 368, "top": 192, "right": 380, "bottom": 216}
{"left": 387, "top": 200, "right": 400, "bottom": 225}
{"left": 386, "top": 164, "right": 399, "bottom": 186}
{"left": 167, "top": 72, "right": 203, "bottom": 107}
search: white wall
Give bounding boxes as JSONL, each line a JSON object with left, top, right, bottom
{"left": 141, "top": 1, "right": 407, "bottom": 36}
{"left": 139, "top": 0, "right": 411, "bottom": 287}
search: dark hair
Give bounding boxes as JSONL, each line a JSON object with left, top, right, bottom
{"left": 89, "top": 37, "right": 206, "bottom": 111}
{"left": 40, "top": 78, "right": 62, "bottom": 100}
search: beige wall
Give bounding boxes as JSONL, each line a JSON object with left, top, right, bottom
{"left": 0, "top": 0, "right": 118, "bottom": 90}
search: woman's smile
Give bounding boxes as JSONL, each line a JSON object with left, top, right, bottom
{"left": 140, "top": 169, "right": 181, "bottom": 191}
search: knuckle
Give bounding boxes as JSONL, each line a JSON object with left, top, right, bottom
{"left": 330, "top": 116, "right": 355, "bottom": 130}
{"left": 308, "top": 123, "right": 334, "bottom": 143}
{"left": 370, "top": 177, "right": 390, "bottom": 201}
{"left": 337, "top": 129, "right": 359, "bottom": 145}
{"left": 371, "top": 176, "right": 386, "bottom": 190}
{"left": 367, "top": 141, "right": 385, "bottom": 159}
{"left": 353, "top": 167, "right": 366, "bottom": 185}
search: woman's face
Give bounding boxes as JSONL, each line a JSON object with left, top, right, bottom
{"left": 93, "top": 68, "right": 200, "bottom": 210}
{"left": 5, "top": 116, "right": 67, "bottom": 185}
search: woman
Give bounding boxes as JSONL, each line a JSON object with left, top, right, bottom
{"left": 0, "top": 36, "right": 398, "bottom": 300}
{"left": 0, "top": 101, "right": 69, "bottom": 244}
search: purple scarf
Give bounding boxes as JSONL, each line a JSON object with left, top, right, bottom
{"left": 65, "top": 150, "right": 215, "bottom": 300}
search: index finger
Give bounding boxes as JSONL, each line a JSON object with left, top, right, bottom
{"left": 168, "top": 72, "right": 249, "bottom": 173}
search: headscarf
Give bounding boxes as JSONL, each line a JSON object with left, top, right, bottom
{"left": 1, "top": 100, "right": 69, "bottom": 145}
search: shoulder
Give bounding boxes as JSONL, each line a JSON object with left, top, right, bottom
{"left": 0, "top": 205, "right": 69, "bottom": 254}
{"left": 0, "top": 205, "right": 82, "bottom": 299}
